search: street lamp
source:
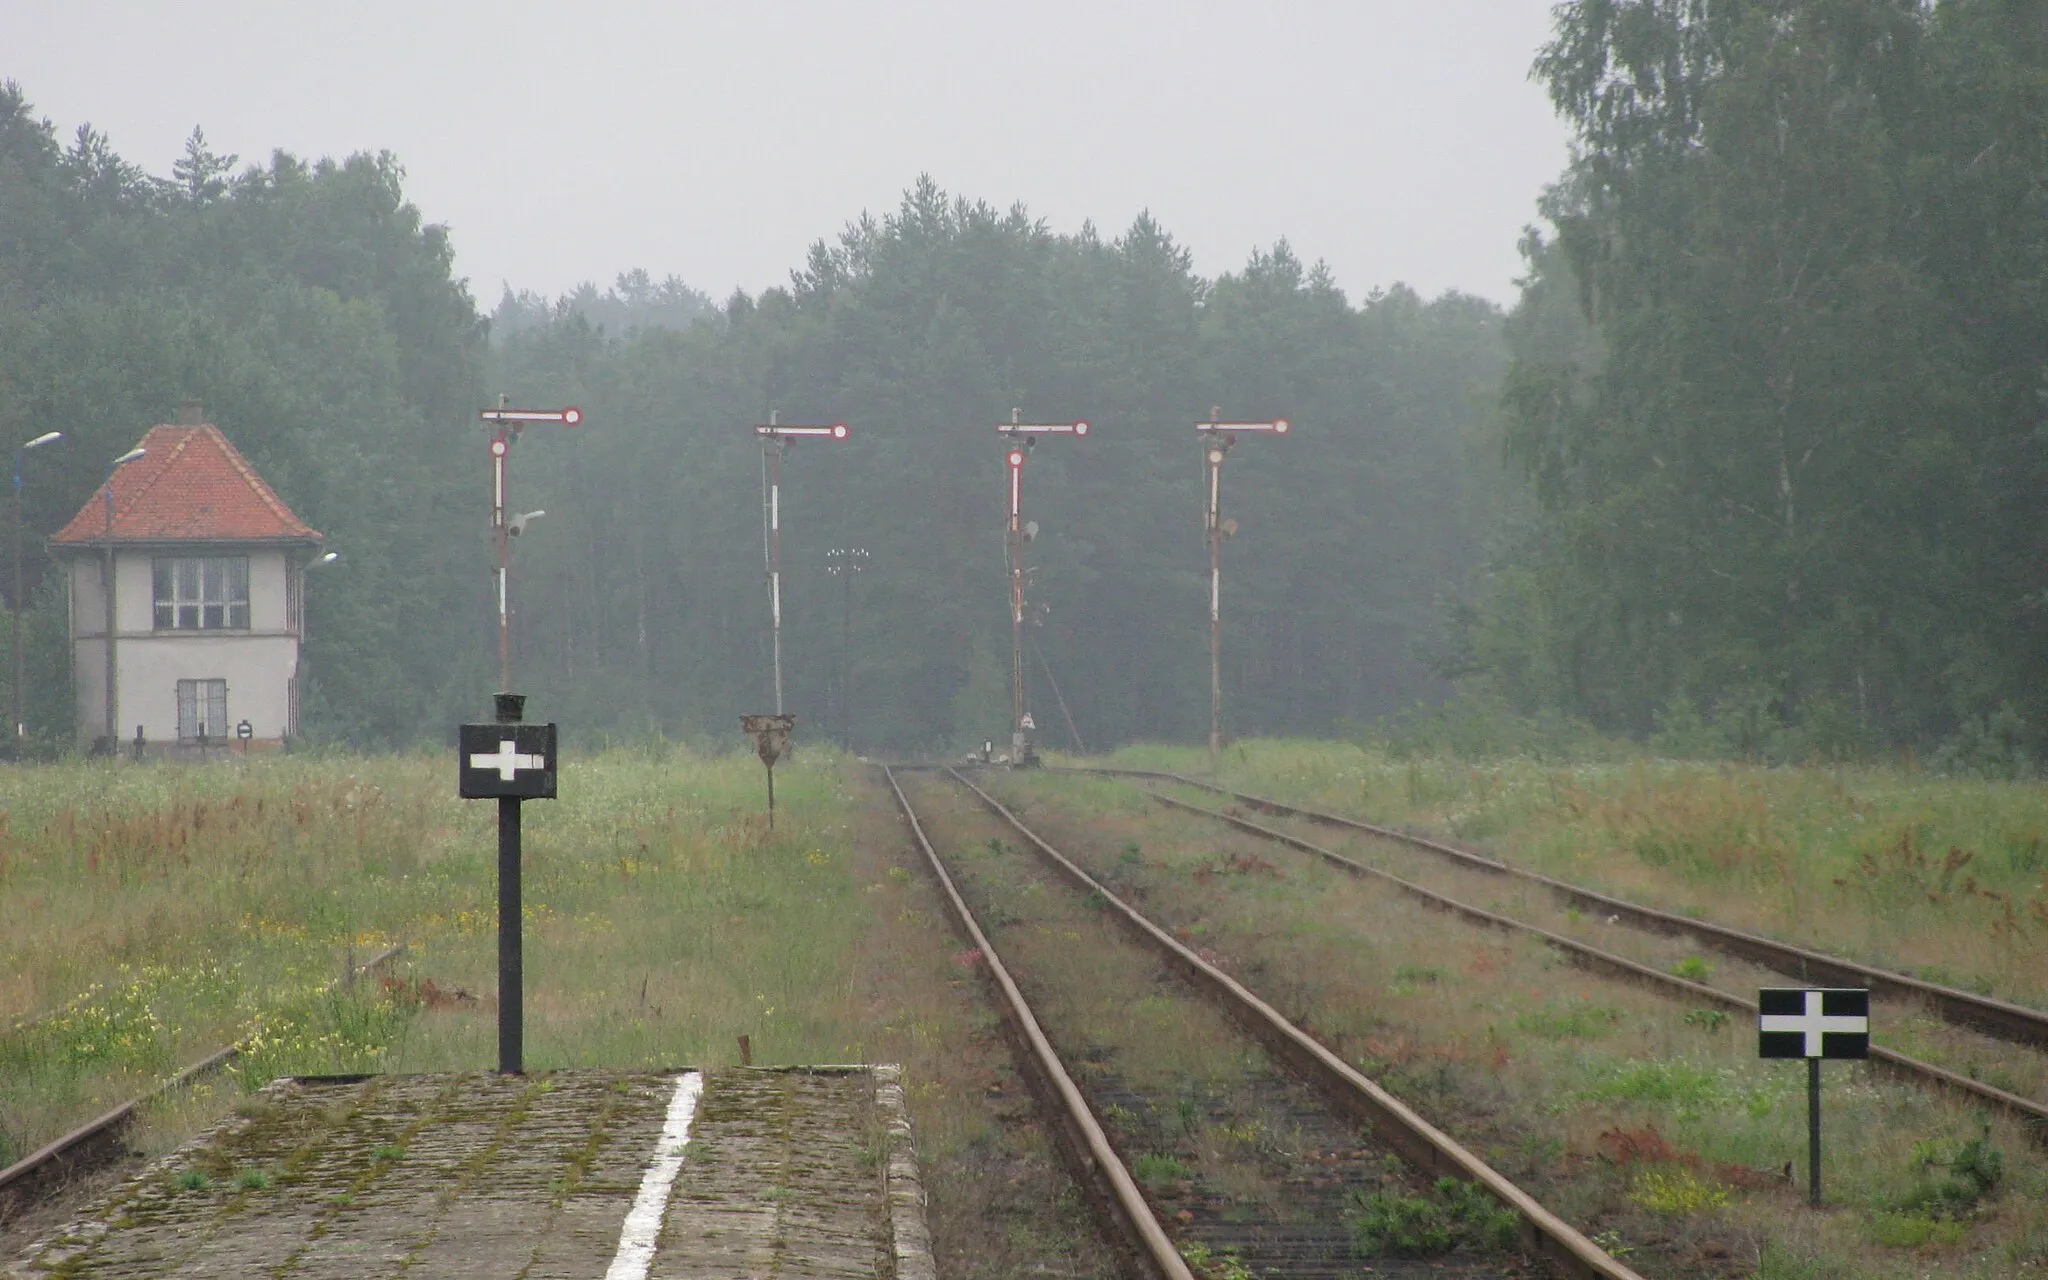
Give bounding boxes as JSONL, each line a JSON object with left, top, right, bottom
{"left": 100, "top": 446, "right": 146, "bottom": 751}
{"left": 12, "top": 430, "right": 62, "bottom": 747}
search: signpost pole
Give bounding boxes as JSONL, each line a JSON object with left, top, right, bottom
{"left": 740, "top": 714, "right": 796, "bottom": 829}
{"left": 1808, "top": 1057, "right": 1822, "bottom": 1207}
{"left": 457, "top": 690, "right": 558, "bottom": 1078}
{"left": 1758, "top": 986, "right": 1867, "bottom": 1210}
{"left": 495, "top": 693, "right": 524, "bottom": 1075}
{"left": 498, "top": 790, "right": 522, "bottom": 1073}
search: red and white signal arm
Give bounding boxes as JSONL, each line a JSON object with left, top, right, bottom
{"left": 755, "top": 423, "right": 850, "bottom": 440}
{"left": 481, "top": 406, "right": 584, "bottom": 426}
{"left": 999, "top": 421, "right": 1089, "bottom": 437}
{"left": 1197, "top": 418, "right": 1289, "bottom": 434}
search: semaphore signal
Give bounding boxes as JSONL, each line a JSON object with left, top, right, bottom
{"left": 999, "top": 410, "right": 1089, "bottom": 765}
{"left": 1196, "top": 409, "right": 1290, "bottom": 771}
{"left": 478, "top": 397, "right": 586, "bottom": 692}
{"left": 752, "top": 412, "right": 851, "bottom": 715}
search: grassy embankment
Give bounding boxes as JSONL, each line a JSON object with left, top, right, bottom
{"left": 0, "top": 749, "right": 1107, "bottom": 1279}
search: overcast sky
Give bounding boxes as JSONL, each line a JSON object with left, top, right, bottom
{"left": 3, "top": 2, "right": 1573, "bottom": 307}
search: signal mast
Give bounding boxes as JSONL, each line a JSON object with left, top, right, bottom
{"left": 997, "top": 410, "right": 1088, "bottom": 764}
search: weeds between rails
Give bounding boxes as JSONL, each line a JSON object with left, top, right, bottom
{"left": 890, "top": 766, "right": 1639, "bottom": 1280}
{"left": 989, "top": 769, "right": 2048, "bottom": 1275}
{"left": 1077, "top": 766, "right": 2048, "bottom": 1059}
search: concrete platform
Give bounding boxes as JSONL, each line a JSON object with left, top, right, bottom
{"left": 6, "top": 1066, "right": 933, "bottom": 1280}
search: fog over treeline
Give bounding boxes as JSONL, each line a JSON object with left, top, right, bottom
{"left": 3, "top": 0, "right": 2046, "bottom": 761}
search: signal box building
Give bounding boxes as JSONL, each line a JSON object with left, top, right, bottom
{"left": 48, "top": 412, "right": 324, "bottom": 752}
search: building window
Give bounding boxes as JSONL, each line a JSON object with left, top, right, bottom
{"left": 153, "top": 557, "right": 250, "bottom": 630}
{"left": 176, "top": 679, "right": 228, "bottom": 741}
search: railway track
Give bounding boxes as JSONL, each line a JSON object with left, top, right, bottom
{"left": 1022, "top": 767, "right": 2048, "bottom": 1138}
{"left": 884, "top": 764, "right": 1640, "bottom": 1280}
{"left": 0, "top": 943, "right": 406, "bottom": 1227}
{"left": 1070, "top": 767, "right": 2048, "bottom": 1055}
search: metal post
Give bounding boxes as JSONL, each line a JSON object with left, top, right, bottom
{"left": 477, "top": 399, "right": 582, "bottom": 693}
{"left": 11, "top": 449, "right": 23, "bottom": 746}
{"left": 1207, "top": 436, "right": 1225, "bottom": 772}
{"left": 1807, "top": 1056, "right": 1821, "bottom": 1207}
{"left": 841, "top": 553, "right": 852, "bottom": 747}
{"left": 760, "top": 411, "right": 786, "bottom": 716}
{"left": 492, "top": 414, "right": 511, "bottom": 692}
{"left": 1008, "top": 442, "right": 1026, "bottom": 758}
{"left": 498, "top": 793, "right": 522, "bottom": 1073}
{"left": 827, "top": 548, "right": 865, "bottom": 749}
{"left": 761, "top": 444, "right": 774, "bottom": 712}
{"left": 496, "top": 691, "right": 524, "bottom": 1075}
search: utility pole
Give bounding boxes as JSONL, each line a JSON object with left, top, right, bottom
{"left": 1196, "top": 410, "right": 1289, "bottom": 773}
{"left": 12, "top": 431, "right": 61, "bottom": 748}
{"left": 826, "top": 547, "right": 867, "bottom": 749}
{"left": 997, "top": 411, "right": 1089, "bottom": 765}
{"left": 752, "top": 415, "right": 848, "bottom": 715}
{"left": 478, "top": 399, "right": 582, "bottom": 691}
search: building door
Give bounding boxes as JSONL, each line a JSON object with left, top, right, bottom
{"left": 176, "top": 679, "right": 228, "bottom": 741}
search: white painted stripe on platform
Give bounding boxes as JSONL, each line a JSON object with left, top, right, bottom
{"left": 604, "top": 1071, "right": 704, "bottom": 1280}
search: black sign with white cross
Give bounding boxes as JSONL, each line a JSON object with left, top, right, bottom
{"left": 1759, "top": 987, "right": 1869, "bottom": 1060}
{"left": 458, "top": 722, "right": 558, "bottom": 800}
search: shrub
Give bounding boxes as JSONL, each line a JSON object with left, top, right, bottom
{"left": 1131, "top": 1153, "right": 1192, "bottom": 1186}
{"left": 1352, "top": 1178, "right": 1520, "bottom": 1256}
{"left": 1870, "top": 1212, "right": 1967, "bottom": 1248}
{"left": 1899, "top": 1135, "right": 2004, "bottom": 1216}
{"left": 1627, "top": 1168, "right": 1729, "bottom": 1216}
{"left": 1670, "top": 955, "right": 1713, "bottom": 982}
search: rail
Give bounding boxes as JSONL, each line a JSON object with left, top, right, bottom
{"left": 935, "top": 767, "right": 1644, "bottom": 1280}
{"left": 1069, "top": 765, "right": 2048, "bottom": 1054}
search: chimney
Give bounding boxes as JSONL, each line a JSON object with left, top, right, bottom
{"left": 177, "top": 398, "right": 203, "bottom": 426}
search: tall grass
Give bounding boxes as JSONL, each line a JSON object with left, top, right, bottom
{"left": 1103, "top": 739, "right": 2048, "bottom": 1008}
{"left": 0, "top": 748, "right": 864, "bottom": 1162}
{"left": 0, "top": 749, "right": 1115, "bottom": 1278}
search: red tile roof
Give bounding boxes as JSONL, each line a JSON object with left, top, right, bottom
{"left": 50, "top": 424, "right": 323, "bottom": 547}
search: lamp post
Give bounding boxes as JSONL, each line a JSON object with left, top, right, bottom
{"left": 12, "top": 430, "right": 62, "bottom": 747}
{"left": 99, "top": 446, "right": 147, "bottom": 750}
